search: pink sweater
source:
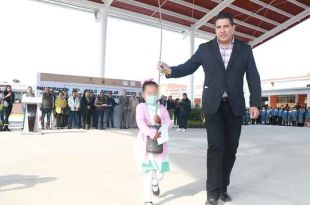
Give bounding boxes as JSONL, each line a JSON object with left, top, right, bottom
{"left": 134, "top": 103, "right": 172, "bottom": 170}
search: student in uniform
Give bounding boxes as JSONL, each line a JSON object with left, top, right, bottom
{"left": 278, "top": 107, "right": 284, "bottom": 126}
{"left": 271, "top": 107, "right": 279, "bottom": 125}
{"left": 244, "top": 108, "right": 250, "bottom": 125}
{"left": 287, "top": 108, "right": 293, "bottom": 126}
{"left": 306, "top": 107, "right": 310, "bottom": 127}
{"left": 260, "top": 107, "right": 267, "bottom": 125}
{"left": 266, "top": 108, "right": 271, "bottom": 125}
{"left": 297, "top": 107, "right": 305, "bottom": 127}
{"left": 282, "top": 108, "right": 289, "bottom": 126}
{"left": 291, "top": 107, "right": 298, "bottom": 126}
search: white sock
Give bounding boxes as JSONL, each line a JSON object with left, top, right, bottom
{"left": 143, "top": 171, "right": 153, "bottom": 202}
{"left": 152, "top": 170, "right": 165, "bottom": 188}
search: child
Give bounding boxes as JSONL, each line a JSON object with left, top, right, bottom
{"left": 134, "top": 80, "right": 172, "bottom": 205}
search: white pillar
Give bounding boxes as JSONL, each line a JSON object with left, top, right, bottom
{"left": 307, "top": 92, "right": 310, "bottom": 107}
{"left": 189, "top": 31, "right": 195, "bottom": 105}
{"left": 98, "top": 10, "right": 108, "bottom": 78}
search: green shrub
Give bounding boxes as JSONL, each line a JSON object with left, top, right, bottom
{"left": 188, "top": 104, "right": 205, "bottom": 128}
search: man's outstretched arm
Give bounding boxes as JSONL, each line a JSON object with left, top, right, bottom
{"left": 158, "top": 45, "right": 203, "bottom": 78}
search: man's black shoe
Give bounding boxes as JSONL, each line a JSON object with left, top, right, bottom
{"left": 219, "top": 192, "right": 232, "bottom": 202}
{"left": 205, "top": 198, "right": 218, "bottom": 205}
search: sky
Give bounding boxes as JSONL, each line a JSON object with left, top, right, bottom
{"left": 0, "top": 0, "right": 309, "bottom": 87}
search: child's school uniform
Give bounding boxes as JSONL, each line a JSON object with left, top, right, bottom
{"left": 134, "top": 102, "right": 172, "bottom": 204}
{"left": 134, "top": 102, "right": 172, "bottom": 173}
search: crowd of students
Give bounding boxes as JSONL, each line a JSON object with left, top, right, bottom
{"left": 244, "top": 105, "right": 310, "bottom": 127}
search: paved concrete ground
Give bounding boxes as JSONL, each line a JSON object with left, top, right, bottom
{"left": 0, "top": 125, "right": 309, "bottom": 205}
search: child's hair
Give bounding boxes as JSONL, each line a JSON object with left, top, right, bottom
{"left": 142, "top": 80, "right": 158, "bottom": 92}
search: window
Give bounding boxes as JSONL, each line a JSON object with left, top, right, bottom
{"left": 277, "top": 95, "right": 295, "bottom": 103}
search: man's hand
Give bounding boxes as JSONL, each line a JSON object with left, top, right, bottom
{"left": 157, "top": 62, "right": 172, "bottom": 75}
{"left": 154, "top": 131, "right": 161, "bottom": 139}
{"left": 250, "top": 107, "right": 259, "bottom": 119}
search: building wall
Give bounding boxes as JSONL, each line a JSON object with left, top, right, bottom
{"left": 270, "top": 95, "right": 277, "bottom": 108}
{"left": 298, "top": 94, "right": 306, "bottom": 107}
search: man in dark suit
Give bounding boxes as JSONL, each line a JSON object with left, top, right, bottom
{"left": 158, "top": 12, "right": 261, "bottom": 205}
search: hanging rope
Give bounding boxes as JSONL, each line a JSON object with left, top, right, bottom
{"left": 157, "top": 0, "right": 164, "bottom": 87}
{"left": 155, "top": 0, "right": 165, "bottom": 115}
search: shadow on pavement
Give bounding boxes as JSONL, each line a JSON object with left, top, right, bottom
{"left": 0, "top": 175, "right": 57, "bottom": 192}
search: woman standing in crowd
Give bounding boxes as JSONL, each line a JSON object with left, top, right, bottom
{"left": 2, "top": 85, "right": 15, "bottom": 131}
{"left": 89, "top": 90, "right": 97, "bottom": 128}
{"left": 68, "top": 90, "right": 80, "bottom": 129}
{"left": 173, "top": 98, "right": 180, "bottom": 126}
{"left": 55, "top": 91, "right": 67, "bottom": 129}
{"left": 80, "top": 90, "right": 92, "bottom": 130}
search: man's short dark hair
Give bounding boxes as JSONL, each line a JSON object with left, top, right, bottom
{"left": 215, "top": 12, "right": 234, "bottom": 25}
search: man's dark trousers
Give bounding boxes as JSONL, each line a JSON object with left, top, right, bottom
{"left": 179, "top": 111, "right": 189, "bottom": 129}
{"left": 205, "top": 99, "right": 242, "bottom": 199}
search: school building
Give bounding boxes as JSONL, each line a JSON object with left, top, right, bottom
{"left": 161, "top": 75, "right": 310, "bottom": 108}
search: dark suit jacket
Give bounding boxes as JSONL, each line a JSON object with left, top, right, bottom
{"left": 167, "top": 37, "right": 262, "bottom": 117}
